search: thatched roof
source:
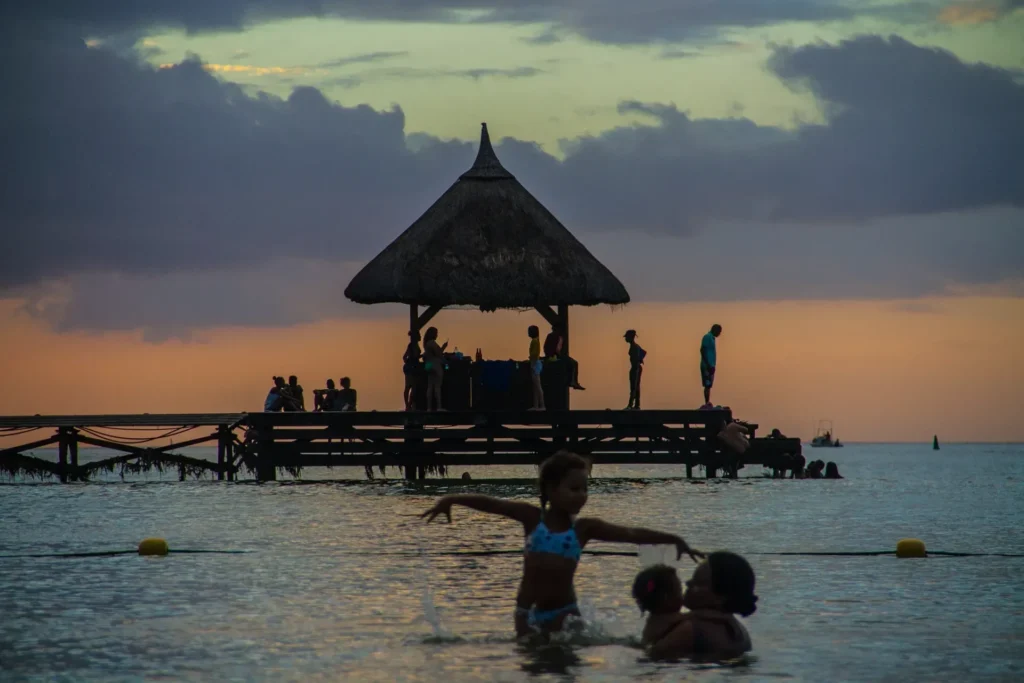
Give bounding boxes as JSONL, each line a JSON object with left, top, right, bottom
{"left": 344, "top": 123, "right": 630, "bottom": 309}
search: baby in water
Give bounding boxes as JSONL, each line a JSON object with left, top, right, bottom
{"left": 632, "top": 551, "right": 757, "bottom": 661}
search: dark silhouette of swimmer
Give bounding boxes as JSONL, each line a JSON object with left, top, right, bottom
{"left": 824, "top": 462, "right": 843, "bottom": 479}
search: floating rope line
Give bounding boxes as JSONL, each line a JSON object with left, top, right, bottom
{"left": 0, "top": 549, "right": 250, "bottom": 559}
{"left": 377, "top": 549, "right": 1024, "bottom": 559}
{"left": 3, "top": 548, "right": 1021, "bottom": 560}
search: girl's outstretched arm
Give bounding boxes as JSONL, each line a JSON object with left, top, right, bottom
{"left": 421, "top": 494, "right": 541, "bottom": 527}
{"left": 575, "top": 518, "right": 704, "bottom": 562}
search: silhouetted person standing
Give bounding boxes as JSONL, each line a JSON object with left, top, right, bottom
{"left": 625, "top": 329, "right": 646, "bottom": 410}
{"left": 423, "top": 326, "right": 448, "bottom": 411}
{"left": 700, "top": 324, "right": 722, "bottom": 407}
{"left": 403, "top": 330, "right": 422, "bottom": 411}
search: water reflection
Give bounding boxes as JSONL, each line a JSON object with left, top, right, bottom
{"left": 1, "top": 445, "right": 1022, "bottom": 681}
{"left": 518, "top": 642, "right": 583, "bottom": 678}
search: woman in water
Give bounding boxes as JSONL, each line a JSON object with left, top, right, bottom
{"left": 421, "top": 451, "right": 703, "bottom": 637}
{"left": 632, "top": 552, "right": 757, "bottom": 661}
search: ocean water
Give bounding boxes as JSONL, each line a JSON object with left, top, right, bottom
{"left": 1, "top": 444, "right": 1022, "bottom": 682}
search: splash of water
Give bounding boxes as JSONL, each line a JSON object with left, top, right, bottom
{"left": 636, "top": 544, "right": 680, "bottom": 569}
{"left": 419, "top": 585, "right": 459, "bottom": 642}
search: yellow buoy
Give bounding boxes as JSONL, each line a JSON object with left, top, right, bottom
{"left": 896, "top": 538, "right": 926, "bottom": 558}
{"left": 138, "top": 538, "right": 169, "bottom": 556}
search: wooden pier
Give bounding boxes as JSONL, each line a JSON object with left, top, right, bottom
{"left": 0, "top": 409, "right": 803, "bottom": 482}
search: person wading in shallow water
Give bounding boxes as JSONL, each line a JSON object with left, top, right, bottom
{"left": 420, "top": 451, "right": 703, "bottom": 638}
{"left": 700, "top": 324, "right": 722, "bottom": 408}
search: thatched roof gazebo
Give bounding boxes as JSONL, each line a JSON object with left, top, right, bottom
{"left": 345, "top": 123, "right": 629, "bottom": 393}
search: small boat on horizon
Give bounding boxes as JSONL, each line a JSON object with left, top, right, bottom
{"left": 810, "top": 420, "right": 844, "bottom": 448}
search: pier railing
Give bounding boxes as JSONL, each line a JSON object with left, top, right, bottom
{"left": 1, "top": 410, "right": 802, "bottom": 482}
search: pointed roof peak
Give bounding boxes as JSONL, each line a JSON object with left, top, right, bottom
{"left": 460, "top": 122, "right": 514, "bottom": 180}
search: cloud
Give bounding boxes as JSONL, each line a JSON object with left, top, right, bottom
{"left": 520, "top": 28, "right": 562, "bottom": 45}
{"left": 315, "top": 50, "right": 409, "bottom": 69}
{"left": 325, "top": 64, "right": 545, "bottom": 87}
{"left": 938, "top": 0, "right": 1023, "bottom": 25}
{"left": 1, "top": 29, "right": 1022, "bottom": 335}
{"left": 0, "top": 1, "right": 952, "bottom": 46}
{"left": 164, "top": 62, "right": 307, "bottom": 76}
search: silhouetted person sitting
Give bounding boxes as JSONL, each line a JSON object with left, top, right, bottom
{"left": 769, "top": 428, "right": 786, "bottom": 439}
{"left": 315, "top": 379, "right": 338, "bottom": 412}
{"left": 282, "top": 375, "right": 305, "bottom": 411}
{"left": 337, "top": 377, "right": 357, "bottom": 412}
{"left": 824, "top": 461, "right": 843, "bottom": 479}
{"left": 264, "top": 376, "right": 287, "bottom": 412}
{"left": 543, "top": 323, "right": 585, "bottom": 390}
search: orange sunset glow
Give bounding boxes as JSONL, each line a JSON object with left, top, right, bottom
{"left": 2, "top": 296, "right": 1021, "bottom": 443}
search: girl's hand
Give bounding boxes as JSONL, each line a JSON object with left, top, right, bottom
{"left": 421, "top": 497, "right": 453, "bottom": 523}
{"left": 675, "top": 537, "right": 704, "bottom": 563}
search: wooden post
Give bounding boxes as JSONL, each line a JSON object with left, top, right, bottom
{"left": 410, "top": 304, "right": 418, "bottom": 338}
{"left": 686, "top": 463, "right": 693, "bottom": 479}
{"left": 557, "top": 304, "right": 571, "bottom": 410}
{"left": 216, "top": 425, "right": 229, "bottom": 481}
{"left": 69, "top": 428, "right": 79, "bottom": 469}
{"left": 256, "top": 425, "right": 276, "bottom": 482}
{"left": 57, "top": 427, "right": 69, "bottom": 483}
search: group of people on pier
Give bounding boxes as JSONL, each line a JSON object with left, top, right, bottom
{"left": 262, "top": 322, "right": 726, "bottom": 414}
{"left": 398, "top": 322, "right": 724, "bottom": 412}
{"left": 264, "top": 375, "right": 357, "bottom": 413}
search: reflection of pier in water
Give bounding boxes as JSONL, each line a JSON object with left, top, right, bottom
{"left": 0, "top": 410, "right": 803, "bottom": 482}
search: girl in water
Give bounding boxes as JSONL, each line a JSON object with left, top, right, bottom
{"left": 632, "top": 552, "right": 757, "bottom": 661}
{"left": 421, "top": 450, "right": 703, "bottom": 637}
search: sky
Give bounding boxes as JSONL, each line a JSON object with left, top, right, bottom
{"left": 1, "top": 1, "right": 1022, "bottom": 441}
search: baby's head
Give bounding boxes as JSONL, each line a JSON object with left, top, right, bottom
{"left": 632, "top": 564, "right": 684, "bottom": 615}
{"left": 683, "top": 551, "right": 758, "bottom": 617}
{"left": 633, "top": 552, "right": 758, "bottom": 618}
{"left": 538, "top": 450, "right": 590, "bottom": 515}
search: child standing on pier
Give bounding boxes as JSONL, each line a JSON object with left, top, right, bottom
{"left": 420, "top": 451, "right": 702, "bottom": 637}
{"left": 625, "top": 330, "right": 646, "bottom": 410}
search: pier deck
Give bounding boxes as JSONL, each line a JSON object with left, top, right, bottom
{"left": 1, "top": 410, "right": 803, "bottom": 482}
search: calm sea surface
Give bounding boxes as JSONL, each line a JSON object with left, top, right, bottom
{"left": 2, "top": 444, "right": 1022, "bottom": 682}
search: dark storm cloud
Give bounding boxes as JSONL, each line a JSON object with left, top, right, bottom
{"left": 1, "top": 30, "right": 1022, "bottom": 334}
{"left": 1, "top": 1, "right": 916, "bottom": 43}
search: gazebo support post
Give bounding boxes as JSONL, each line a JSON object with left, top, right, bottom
{"left": 407, "top": 303, "right": 442, "bottom": 481}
